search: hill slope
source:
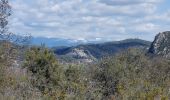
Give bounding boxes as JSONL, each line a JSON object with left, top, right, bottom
{"left": 54, "top": 39, "right": 151, "bottom": 63}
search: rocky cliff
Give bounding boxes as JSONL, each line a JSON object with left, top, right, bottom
{"left": 149, "top": 31, "right": 170, "bottom": 58}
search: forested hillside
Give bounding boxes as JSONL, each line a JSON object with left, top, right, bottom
{"left": 54, "top": 39, "right": 151, "bottom": 63}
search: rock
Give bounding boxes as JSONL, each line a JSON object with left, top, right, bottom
{"left": 149, "top": 31, "right": 170, "bottom": 58}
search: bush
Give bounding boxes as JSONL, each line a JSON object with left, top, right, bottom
{"left": 93, "top": 48, "right": 170, "bottom": 99}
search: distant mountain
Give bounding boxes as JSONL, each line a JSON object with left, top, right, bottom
{"left": 54, "top": 39, "right": 151, "bottom": 63}
{"left": 31, "top": 37, "right": 81, "bottom": 47}
{"left": 149, "top": 31, "right": 170, "bottom": 58}
{"left": 31, "top": 37, "right": 102, "bottom": 47}
{"left": 0, "top": 34, "right": 91, "bottom": 47}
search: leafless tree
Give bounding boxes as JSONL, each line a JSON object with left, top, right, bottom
{"left": 0, "top": 0, "right": 31, "bottom": 42}
{"left": 0, "top": 0, "right": 12, "bottom": 40}
{"left": 0, "top": 0, "right": 30, "bottom": 67}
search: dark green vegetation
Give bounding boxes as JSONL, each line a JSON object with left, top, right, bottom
{"left": 23, "top": 46, "right": 92, "bottom": 99}
{"left": 1, "top": 39, "right": 170, "bottom": 99}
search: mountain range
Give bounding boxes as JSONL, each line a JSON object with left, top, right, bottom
{"left": 30, "top": 37, "right": 103, "bottom": 47}
{"left": 3, "top": 31, "right": 170, "bottom": 63}
{"left": 53, "top": 31, "right": 170, "bottom": 63}
{"left": 54, "top": 39, "right": 151, "bottom": 63}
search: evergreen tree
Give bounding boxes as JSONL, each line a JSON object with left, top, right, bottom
{"left": 24, "top": 46, "right": 64, "bottom": 97}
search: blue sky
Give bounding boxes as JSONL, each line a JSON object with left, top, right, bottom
{"left": 10, "top": 0, "right": 170, "bottom": 42}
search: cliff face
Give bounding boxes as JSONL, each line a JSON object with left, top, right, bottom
{"left": 149, "top": 31, "right": 170, "bottom": 58}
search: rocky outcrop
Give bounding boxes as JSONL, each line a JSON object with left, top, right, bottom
{"left": 149, "top": 31, "right": 170, "bottom": 58}
{"left": 65, "top": 48, "right": 97, "bottom": 63}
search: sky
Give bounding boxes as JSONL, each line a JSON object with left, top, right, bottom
{"left": 9, "top": 0, "right": 170, "bottom": 42}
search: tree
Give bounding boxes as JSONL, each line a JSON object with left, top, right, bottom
{"left": 0, "top": 0, "right": 11, "bottom": 40}
{"left": 23, "top": 46, "right": 65, "bottom": 97}
{"left": 0, "top": 0, "right": 27, "bottom": 62}
{"left": 0, "top": 0, "right": 12, "bottom": 91}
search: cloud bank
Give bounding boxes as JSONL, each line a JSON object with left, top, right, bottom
{"left": 10, "top": 0, "right": 170, "bottom": 41}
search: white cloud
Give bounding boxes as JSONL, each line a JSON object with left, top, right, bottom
{"left": 99, "top": 0, "right": 163, "bottom": 6}
{"left": 9, "top": 0, "right": 169, "bottom": 41}
{"left": 134, "top": 23, "right": 157, "bottom": 32}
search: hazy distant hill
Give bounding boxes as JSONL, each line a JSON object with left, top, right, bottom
{"left": 31, "top": 37, "right": 102, "bottom": 47}
{"left": 54, "top": 39, "right": 151, "bottom": 63}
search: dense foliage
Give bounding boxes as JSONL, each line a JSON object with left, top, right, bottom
{"left": 3, "top": 47, "right": 166, "bottom": 100}
{"left": 23, "top": 46, "right": 90, "bottom": 99}
{"left": 92, "top": 48, "right": 170, "bottom": 99}
{"left": 1, "top": 40, "right": 170, "bottom": 100}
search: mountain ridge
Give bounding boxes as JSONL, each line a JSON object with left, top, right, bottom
{"left": 54, "top": 39, "right": 151, "bottom": 63}
{"left": 31, "top": 37, "right": 105, "bottom": 47}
